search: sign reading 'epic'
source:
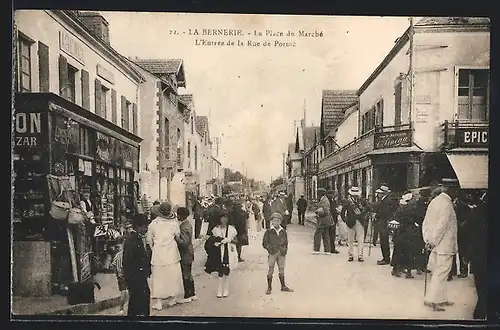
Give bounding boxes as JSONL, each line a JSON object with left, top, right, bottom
{"left": 14, "top": 112, "right": 41, "bottom": 147}
{"left": 456, "top": 127, "right": 488, "bottom": 148}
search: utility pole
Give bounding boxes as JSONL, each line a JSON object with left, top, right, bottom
{"left": 409, "top": 16, "right": 416, "bottom": 127}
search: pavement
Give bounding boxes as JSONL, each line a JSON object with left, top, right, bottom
{"left": 95, "top": 213, "right": 478, "bottom": 320}
{"left": 11, "top": 216, "right": 206, "bottom": 316}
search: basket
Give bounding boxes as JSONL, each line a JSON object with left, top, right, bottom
{"left": 49, "top": 201, "right": 71, "bottom": 221}
{"left": 68, "top": 208, "right": 87, "bottom": 224}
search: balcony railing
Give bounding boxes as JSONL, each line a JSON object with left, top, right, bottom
{"left": 318, "top": 124, "right": 413, "bottom": 173}
{"left": 439, "top": 120, "right": 488, "bottom": 150}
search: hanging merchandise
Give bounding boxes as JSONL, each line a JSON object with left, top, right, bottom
{"left": 68, "top": 207, "right": 87, "bottom": 224}
{"left": 94, "top": 224, "right": 108, "bottom": 237}
{"left": 47, "top": 175, "right": 76, "bottom": 221}
{"left": 83, "top": 161, "right": 92, "bottom": 176}
{"left": 78, "top": 159, "right": 85, "bottom": 172}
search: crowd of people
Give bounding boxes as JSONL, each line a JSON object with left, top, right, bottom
{"left": 305, "top": 179, "right": 487, "bottom": 318}
{"left": 110, "top": 180, "right": 487, "bottom": 319}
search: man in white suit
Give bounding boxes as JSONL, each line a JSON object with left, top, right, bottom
{"left": 422, "top": 178, "right": 460, "bottom": 312}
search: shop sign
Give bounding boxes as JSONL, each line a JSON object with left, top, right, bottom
{"left": 14, "top": 112, "right": 42, "bottom": 147}
{"left": 112, "top": 139, "right": 139, "bottom": 170}
{"left": 456, "top": 127, "right": 488, "bottom": 148}
{"left": 374, "top": 130, "right": 412, "bottom": 149}
{"left": 59, "top": 31, "right": 85, "bottom": 64}
{"left": 96, "top": 64, "right": 115, "bottom": 84}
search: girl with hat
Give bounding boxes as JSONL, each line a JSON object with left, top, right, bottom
{"left": 146, "top": 202, "right": 184, "bottom": 310}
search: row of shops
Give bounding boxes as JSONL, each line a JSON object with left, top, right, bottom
{"left": 317, "top": 123, "right": 488, "bottom": 200}
{"left": 12, "top": 92, "right": 143, "bottom": 297}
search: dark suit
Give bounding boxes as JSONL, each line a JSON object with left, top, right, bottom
{"left": 373, "top": 193, "right": 399, "bottom": 263}
{"left": 192, "top": 200, "right": 204, "bottom": 239}
{"left": 470, "top": 201, "right": 487, "bottom": 319}
{"left": 272, "top": 198, "right": 288, "bottom": 229}
{"left": 123, "top": 231, "right": 151, "bottom": 316}
{"left": 297, "top": 197, "right": 308, "bottom": 225}
{"left": 263, "top": 199, "right": 273, "bottom": 229}
{"left": 176, "top": 220, "right": 196, "bottom": 298}
{"left": 327, "top": 196, "right": 338, "bottom": 252}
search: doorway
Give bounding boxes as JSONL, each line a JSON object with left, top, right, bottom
{"left": 378, "top": 163, "right": 408, "bottom": 194}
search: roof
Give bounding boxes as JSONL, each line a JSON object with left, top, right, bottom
{"left": 303, "top": 126, "right": 320, "bottom": 152}
{"left": 287, "top": 143, "right": 296, "bottom": 155}
{"left": 133, "top": 59, "right": 183, "bottom": 75}
{"left": 321, "top": 90, "right": 358, "bottom": 136}
{"left": 415, "top": 17, "right": 490, "bottom": 26}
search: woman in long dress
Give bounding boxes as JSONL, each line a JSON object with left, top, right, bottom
{"left": 147, "top": 202, "right": 184, "bottom": 310}
{"left": 211, "top": 211, "right": 238, "bottom": 298}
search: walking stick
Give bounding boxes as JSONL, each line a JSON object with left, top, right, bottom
{"left": 424, "top": 248, "right": 430, "bottom": 297}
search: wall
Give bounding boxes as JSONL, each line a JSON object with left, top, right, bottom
{"left": 412, "top": 31, "right": 490, "bottom": 151}
{"left": 14, "top": 10, "right": 141, "bottom": 128}
{"left": 334, "top": 108, "right": 359, "bottom": 147}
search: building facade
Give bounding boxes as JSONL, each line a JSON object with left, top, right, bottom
{"left": 318, "top": 17, "right": 490, "bottom": 198}
{"left": 130, "top": 58, "right": 188, "bottom": 203}
{"left": 13, "top": 10, "right": 145, "bottom": 296}
{"left": 302, "top": 126, "right": 321, "bottom": 201}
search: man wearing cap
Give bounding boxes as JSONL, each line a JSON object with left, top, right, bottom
{"left": 341, "top": 187, "right": 368, "bottom": 262}
{"left": 326, "top": 189, "right": 340, "bottom": 254}
{"left": 271, "top": 192, "right": 288, "bottom": 230}
{"left": 312, "top": 188, "right": 332, "bottom": 255}
{"left": 373, "top": 185, "right": 399, "bottom": 265}
{"left": 422, "top": 178, "right": 460, "bottom": 312}
{"left": 296, "top": 195, "right": 308, "bottom": 226}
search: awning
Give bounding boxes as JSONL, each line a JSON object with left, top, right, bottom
{"left": 446, "top": 153, "right": 488, "bottom": 189}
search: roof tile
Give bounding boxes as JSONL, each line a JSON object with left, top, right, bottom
{"left": 132, "top": 59, "right": 183, "bottom": 75}
{"left": 321, "top": 90, "right": 358, "bottom": 134}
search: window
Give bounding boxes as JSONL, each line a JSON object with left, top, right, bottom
{"left": 100, "top": 86, "right": 109, "bottom": 119}
{"left": 375, "top": 99, "right": 384, "bottom": 127}
{"left": 79, "top": 126, "right": 92, "bottom": 157}
{"left": 394, "top": 82, "right": 402, "bottom": 126}
{"left": 194, "top": 146, "right": 198, "bottom": 170}
{"left": 458, "top": 69, "right": 489, "bottom": 121}
{"left": 191, "top": 117, "right": 194, "bottom": 135}
{"left": 67, "top": 66, "right": 78, "bottom": 103}
{"left": 164, "top": 118, "right": 170, "bottom": 159}
{"left": 361, "top": 107, "right": 376, "bottom": 134}
{"left": 187, "top": 141, "right": 191, "bottom": 168}
{"left": 176, "top": 128, "right": 181, "bottom": 166}
{"left": 18, "top": 37, "right": 32, "bottom": 92}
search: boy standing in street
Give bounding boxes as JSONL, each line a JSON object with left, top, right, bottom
{"left": 110, "top": 239, "right": 127, "bottom": 315}
{"left": 123, "top": 214, "right": 152, "bottom": 316}
{"left": 175, "top": 207, "right": 198, "bottom": 303}
{"left": 262, "top": 212, "right": 293, "bottom": 295}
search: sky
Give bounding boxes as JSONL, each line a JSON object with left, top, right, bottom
{"left": 99, "top": 12, "right": 411, "bottom": 183}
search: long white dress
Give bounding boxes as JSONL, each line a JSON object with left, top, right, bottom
{"left": 147, "top": 216, "right": 184, "bottom": 299}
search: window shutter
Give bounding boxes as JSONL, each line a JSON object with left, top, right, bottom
{"left": 81, "top": 70, "right": 90, "bottom": 109}
{"left": 38, "top": 42, "right": 50, "bottom": 92}
{"left": 95, "top": 79, "right": 102, "bottom": 117}
{"left": 379, "top": 99, "right": 384, "bottom": 127}
{"left": 121, "top": 95, "right": 127, "bottom": 129}
{"left": 58, "top": 55, "right": 68, "bottom": 98}
{"left": 111, "top": 89, "right": 117, "bottom": 124}
{"left": 132, "top": 103, "right": 138, "bottom": 135}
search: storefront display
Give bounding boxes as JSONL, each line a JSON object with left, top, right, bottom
{"left": 13, "top": 93, "right": 142, "bottom": 295}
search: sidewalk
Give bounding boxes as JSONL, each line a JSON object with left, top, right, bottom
{"left": 11, "top": 216, "right": 208, "bottom": 316}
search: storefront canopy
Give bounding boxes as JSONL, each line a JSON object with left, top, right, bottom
{"left": 446, "top": 153, "right": 488, "bottom": 189}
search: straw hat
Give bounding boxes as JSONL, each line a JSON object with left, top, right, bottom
{"left": 376, "top": 185, "right": 391, "bottom": 194}
{"left": 348, "top": 186, "right": 362, "bottom": 196}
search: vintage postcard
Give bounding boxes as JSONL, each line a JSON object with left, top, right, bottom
{"left": 11, "top": 11, "right": 489, "bottom": 320}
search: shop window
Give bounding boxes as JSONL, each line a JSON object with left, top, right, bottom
{"left": 17, "top": 36, "right": 33, "bottom": 92}
{"left": 66, "top": 65, "right": 78, "bottom": 103}
{"left": 164, "top": 118, "right": 170, "bottom": 159}
{"left": 457, "top": 69, "right": 489, "bottom": 121}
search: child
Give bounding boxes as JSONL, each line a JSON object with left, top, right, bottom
{"left": 122, "top": 214, "right": 152, "bottom": 316}
{"left": 174, "top": 207, "right": 198, "bottom": 303}
{"left": 262, "top": 212, "right": 293, "bottom": 295}
{"left": 110, "top": 239, "right": 127, "bottom": 315}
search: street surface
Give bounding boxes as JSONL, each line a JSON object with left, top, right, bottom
{"left": 96, "top": 215, "right": 477, "bottom": 320}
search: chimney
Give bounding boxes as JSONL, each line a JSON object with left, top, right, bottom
{"left": 77, "top": 11, "right": 111, "bottom": 46}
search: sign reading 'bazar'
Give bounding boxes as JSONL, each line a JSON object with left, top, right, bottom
{"left": 374, "top": 130, "right": 412, "bottom": 149}
{"left": 456, "top": 127, "right": 488, "bottom": 148}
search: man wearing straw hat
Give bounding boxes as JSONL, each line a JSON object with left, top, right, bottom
{"left": 422, "top": 178, "right": 460, "bottom": 312}
{"left": 341, "top": 186, "right": 368, "bottom": 262}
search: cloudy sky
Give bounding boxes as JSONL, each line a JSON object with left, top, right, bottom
{"left": 100, "top": 12, "right": 410, "bottom": 182}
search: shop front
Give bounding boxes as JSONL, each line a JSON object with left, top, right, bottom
{"left": 440, "top": 121, "right": 488, "bottom": 190}
{"left": 12, "top": 93, "right": 141, "bottom": 297}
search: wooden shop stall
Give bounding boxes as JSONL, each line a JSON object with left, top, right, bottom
{"left": 12, "top": 93, "right": 141, "bottom": 297}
